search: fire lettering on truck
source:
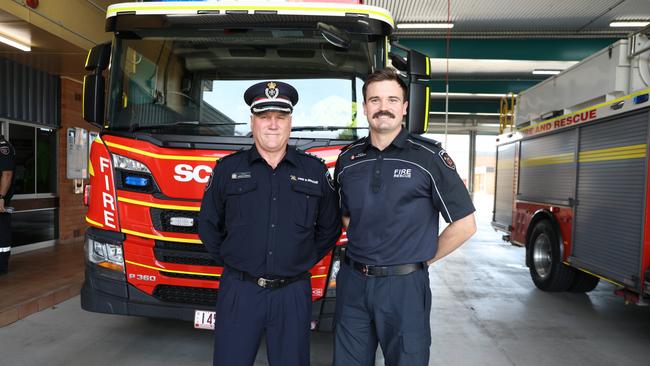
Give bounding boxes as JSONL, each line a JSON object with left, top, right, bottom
{"left": 99, "top": 156, "right": 117, "bottom": 229}
{"left": 174, "top": 164, "right": 213, "bottom": 183}
{"left": 523, "top": 109, "right": 597, "bottom": 137}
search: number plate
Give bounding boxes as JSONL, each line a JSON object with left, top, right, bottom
{"left": 194, "top": 310, "right": 216, "bottom": 330}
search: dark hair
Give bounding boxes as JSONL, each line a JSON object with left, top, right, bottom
{"left": 362, "top": 68, "right": 408, "bottom": 102}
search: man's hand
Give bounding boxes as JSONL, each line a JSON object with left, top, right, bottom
{"left": 0, "top": 198, "right": 5, "bottom": 213}
{"left": 427, "top": 213, "right": 477, "bottom": 264}
{"left": 342, "top": 215, "right": 350, "bottom": 229}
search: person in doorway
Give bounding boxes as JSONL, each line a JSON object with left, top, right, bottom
{"left": 333, "top": 68, "right": 477, "bottom": 366}
{"left": 199, "top": 81, "right": 341, "bottom": 366}
{"left": 0, "top": 133, "right": 16, "bottom": 275}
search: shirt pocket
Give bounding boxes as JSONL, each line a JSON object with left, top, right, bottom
{"left": 291, "top": 182, "right": 323, "bottom": 229}
{"left": 225, "top": 180, "right": 257, "bottom": 227}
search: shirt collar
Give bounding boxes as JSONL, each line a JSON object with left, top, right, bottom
{"left": 247, "top": 145, "right": 298, "bottom": 166}
{"left": 364, "top": 127, "right": 409, "bottom": 151}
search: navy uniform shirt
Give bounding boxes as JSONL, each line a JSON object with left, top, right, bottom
{"left": 199, "top": 145, "right": 341, "bottom": 278}
{"left": 334, "top": 128, "right": 475, "bottom": 266}
{"left": 0, "top": 138, "right": 16, "bottom": 205}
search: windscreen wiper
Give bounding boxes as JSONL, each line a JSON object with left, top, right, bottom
{"left": 129, "top": 121, "right": 245, "bottom": 132}
{"left": 291, "top": 126, "right": 369, "bottom": 132}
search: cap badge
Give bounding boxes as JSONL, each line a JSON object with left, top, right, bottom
{"left": 265, "top": 82, "right": 279, "bottom": 99}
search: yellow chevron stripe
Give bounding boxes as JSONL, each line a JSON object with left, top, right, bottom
{"left": 105, "top": 141, "right": 220, "bottom": 162}
{"left": 126, "top": 260, "right": 220, "bottom": 277}
{"left": 122, "top": 228, "right": 202, "bottom": 244}
{"left": 88, "top": 159, "right": 95, "bottom": 177}
{"left": 85, "top": 216, "right": 104, "bottom": 228}
{"left": 118, "top": 197, "right": 200, "bottom": 211}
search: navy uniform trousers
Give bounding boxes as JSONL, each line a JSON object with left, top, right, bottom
{"left": 0, "top": 213, "right": 10, "bottom": 273}
{"left": 333, "top": 263, "right": 432, "bottom": 366}
{"left": 213, "top": 267, "right": 312, "bottom": 366}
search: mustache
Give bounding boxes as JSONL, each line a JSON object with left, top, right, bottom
{"left": 372, "top": 111, "right": 396, "bottom": 119}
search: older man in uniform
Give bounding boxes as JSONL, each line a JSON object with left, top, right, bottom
{"left": 0, "top": 133, "right": 16, "bottom": 275}
{"left": 199, "top": 81, "right": 341, "bottom": 366}
{"left": 333, "top": 68, "right": 477, "bottom": 366}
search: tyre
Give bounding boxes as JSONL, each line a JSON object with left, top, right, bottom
{"left": 528, "top": 220, "right": 575, "bottom": 291}
{"left": 569, "top": 271, "right": 600, "bottom": 293}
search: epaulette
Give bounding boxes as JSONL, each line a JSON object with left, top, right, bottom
{"left": 339, "top": 136, "right": 366, "bottom": 154}
{"left": 409, "top": 134, "right": 443, "bottom": 150}
{"left": 298, "top": 149, "right": 326, "bottom": 164}
{"left": 216, "top": 149, "right": 245, "bottom": 162}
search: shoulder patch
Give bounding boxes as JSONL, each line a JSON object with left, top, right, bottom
{"left": 439, "top": 150, "right": 456, "bottom": 170}
{"left": 0, "top": 146, "right": 9, "bottom": 155}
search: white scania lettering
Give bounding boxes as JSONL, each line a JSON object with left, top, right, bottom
{"left": 174, "top": 164, "right": 213, "bottom": 183}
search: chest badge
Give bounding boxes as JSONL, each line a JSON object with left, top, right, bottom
{"left": 231, "top": 171, "right": 252, "bottom": 180}
{"left": 350, "top": 152, "right": 366, "bottom": 161}
{"left": 0, "top": 146, "right": 9, "bottom": 155}
{"left": 393, "top": 168, "right": 411, "bottom": 178}
{"left": 439, "top": 150, "right": 456, "bottom": 170}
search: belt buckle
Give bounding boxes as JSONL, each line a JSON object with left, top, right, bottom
{"left": 257, "top": 277, "right": 269, "bottom": 288}
{"left": 361, "top": 265, "right": 370, "bottom": 275}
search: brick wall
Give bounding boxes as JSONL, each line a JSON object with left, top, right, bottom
{"left": 58, "top": 78, "right": 100, "bottom": 243}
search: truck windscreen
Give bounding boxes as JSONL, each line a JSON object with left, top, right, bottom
{"left": 106, "top": 29, "right": 382, "bottom": 139}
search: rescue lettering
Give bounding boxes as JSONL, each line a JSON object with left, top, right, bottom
{"left": 174, "top": 164, "right": 213, "bottom": 183}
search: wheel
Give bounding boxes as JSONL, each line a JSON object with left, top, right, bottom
{"left": 569, "top": 271, "right": 600, "bottom": 293}
{"left": 528, "top": 220, "right": 575, "bottom": 291}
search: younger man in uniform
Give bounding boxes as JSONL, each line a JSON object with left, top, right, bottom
{"left": 333, "top": 69, "right": 477, "bottom": 366}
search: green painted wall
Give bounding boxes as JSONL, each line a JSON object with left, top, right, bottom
{"left": 401, "top": 38, "right": 618, "bottom": 61}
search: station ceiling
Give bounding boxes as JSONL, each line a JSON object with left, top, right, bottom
{"left": 1, "top": 0, "right": 649, "bottom": 133}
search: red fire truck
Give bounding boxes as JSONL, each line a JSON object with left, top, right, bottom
{"left": 80, "top": 0, "right": 431, "bottom": 329}
{"left": 493, "top": 33, "right": 650, "bottom": 303}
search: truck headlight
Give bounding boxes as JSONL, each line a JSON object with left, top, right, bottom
{"left": 87, "top": 237, "right": 125, "bottom": 272}
{"left": 112, "top": 154, "right": 151, "bottom": 173}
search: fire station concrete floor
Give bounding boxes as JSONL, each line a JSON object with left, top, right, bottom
{"left": 1, "top": 194, "right": 650, "bottom": 365}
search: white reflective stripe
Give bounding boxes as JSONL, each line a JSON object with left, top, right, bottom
{"left": 250, "top": 98, "right": 293, "bottom": 107}
{"left": 336, "top": 158, "right": 376, "bottom": 209}
{"left": 383, "top": 158, "right": 453, "bottom": 222}
{"left": 252, "top": 106, "right": 292, "bottom": 113}
{"left": 0, "top": 247, "right": 10, "bottom": 252}
{"left": 338, "top": 138, "right": 367, "bottom": 158}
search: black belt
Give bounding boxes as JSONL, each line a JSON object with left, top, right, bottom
{"left": 228, "top": 268, "right": 311, "bottom": 289}
{"left": 344, "top": 257, "right": 426, "bottom": 277}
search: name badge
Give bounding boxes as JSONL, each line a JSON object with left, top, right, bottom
{"left": 231, "top": 171, "right": 252, "bottom": 180}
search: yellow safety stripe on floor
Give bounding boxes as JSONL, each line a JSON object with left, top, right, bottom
{"left": 578, "top": 144, "right": 647, "bottom": 163}
{"left": 122, "top": 228, "right": 202, "bottom": 244}
{"left": 118, "top": 197, "right": 200, "bottom": 211}
{"left": 126, "top": 260, "right": 220, "bottom": 277}
{"left": 105, "top": 141, "right": 220, "bottom": 162}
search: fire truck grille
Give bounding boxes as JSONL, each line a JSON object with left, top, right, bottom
{"left": 160, "top": 271, "right": 220, "bottom": 281}
{"left": 150, "top": 208, "right": 199, "bottom": 234}
{"left": 152, "top": 285, "right": 217, "bottom": 306}
{"left": 154, "top": 240, "right": 222, "bottom": 267}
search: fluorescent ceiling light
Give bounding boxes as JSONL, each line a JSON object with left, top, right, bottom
{"left": 0, "top": 34, "right": 31, "bottom": 52}
{"left": 429, "top": 112, "right": 501, "bottom": 116}
{"left": 532, "top": 69, "right": 561, "bottom": 75}
{"left": 609, "top": 21, "right": 650, "bottom": 28}
{"left": 397, "top": 23, "right": 454, "bottom": 29}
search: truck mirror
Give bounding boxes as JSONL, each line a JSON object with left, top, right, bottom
{"left": 85, "top": 42, "right": 112, "bottom": 72}
{"left": 83, "top": 73, "right": 105, "bottom": 125}
{"left": 406, "top": 82, "right": 429, "bottom": 134}
{"left": 407, "top": 49, "right": 430, "bottom": 80}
